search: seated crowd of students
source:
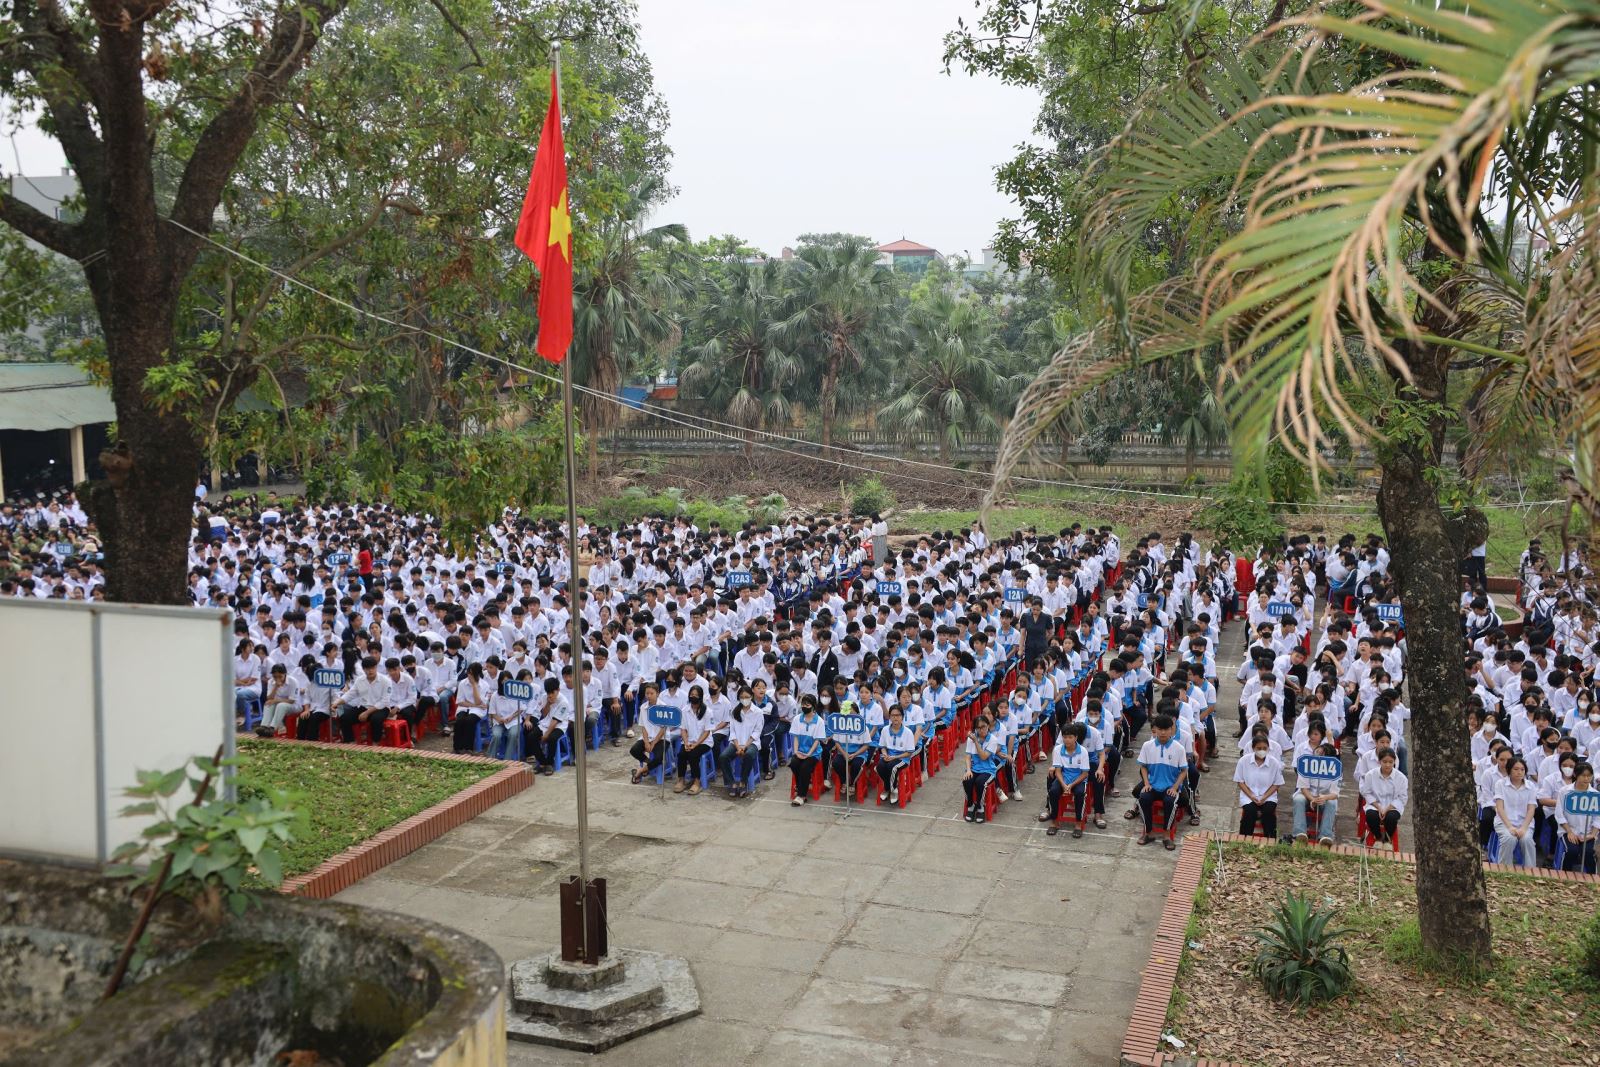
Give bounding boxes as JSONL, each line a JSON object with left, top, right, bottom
{"left": 2, "top": 488, "right": 1595, "bottom": 870}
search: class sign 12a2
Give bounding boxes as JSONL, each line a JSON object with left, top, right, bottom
{"left": 876, "top": 581, "right": 902, "bottom": 598}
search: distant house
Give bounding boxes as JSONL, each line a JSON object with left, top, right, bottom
{"left": 874, "top": 238, "right": 944, "bottom": 273}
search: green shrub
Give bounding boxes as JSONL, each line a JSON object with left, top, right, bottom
{"left": 1197, "top": 477, "right": 1284, "bottom": 555}
{"left": 1577, "top": 910, "right": 1600, "bottom": 982}
{"left": 849, "top": 476, "right": 896, "bottom": 516}
{"left": 1251, "top": 892, "right": 1354, "bottom": 1008}
{"left": 683, "top": 498, "right": 748, "bottom": 530}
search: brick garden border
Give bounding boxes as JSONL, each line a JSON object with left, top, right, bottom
{"left": 1119, "top": 831, "right": 1600, "bottom": 1067}
{"left": 261, "top": 739, "right": 535, "bottom": 899}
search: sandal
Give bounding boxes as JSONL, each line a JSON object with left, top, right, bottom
{"left": 1188, "top": 813, "right": 1201, "bottom": 826}
{"left": 1123, "top": 808, "right": 1139, "bottom": 820}
{"left": 1094, "top": 816, "right": 1107, "bottom": 829}
{"left": 630, "top": 768, "right": 642, "bottom": 785}
{"left": 1138, "top": 833, "right": 1153, "bottom": 846}
{"left": 1163, "top": 837, "right": 1176, "bottom": 851}
{"left": 763, "top": 770, "right": 775, "bottom": 781}
{"left": 1072, "top": 827, "right": 1083, "bottom": 839}
{"left": 1046, "top": 825, "right": 1059, "bottom": 836}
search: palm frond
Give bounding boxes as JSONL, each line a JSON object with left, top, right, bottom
{"left": 1204, "top": 0, "right": 1600, "bottom": 463}
{"left": 985, "top": 278, "right": 1208, "bottom": 520}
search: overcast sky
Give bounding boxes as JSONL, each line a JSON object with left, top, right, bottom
{"left": 635, "top": 0, "right": 1041, "bottom": 257}
{"left": 6, "top": 0, "right": 1041, "bottom": 258}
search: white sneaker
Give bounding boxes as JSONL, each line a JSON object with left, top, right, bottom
{"left": 1012, "top": 790, "right": 1024, "bottom": 800}
{"left": 791, "top": 796, "right": 804, "bottom": 806}
{"left": 889, "top": 791, "right": 899, "bottom": 804}
{"left": 996, "top": 790, "right": 1009, "bottom": 803}
{"left": 625, "top": 728, "right": 636, "bottom": 739}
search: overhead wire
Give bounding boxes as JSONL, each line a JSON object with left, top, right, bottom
{"left": 161, "top": 217, "right": 1566, "bottom": 514}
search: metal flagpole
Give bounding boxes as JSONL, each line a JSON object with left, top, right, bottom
{"left": 552, "top": 41, "right": 598, "bottom": 966}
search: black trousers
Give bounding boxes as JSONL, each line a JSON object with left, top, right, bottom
{"left": 790, "top": 754, "right": 820, "bottom": 794}
{"left": 296, "top": 710, "right": 329, "bottom": 741}
{"left": 536, "top": 726, "right": 569, "bottom": 768}
{"left": 337, "top": 705, "right": 387, "bottom": 742}
{"left": 1240, "top": 800, "right": 1277, "bottom": 838}
{"left": 391, "top": 703, "right": 420, "bottom": 732}
{"left": 1047, "top": 778, "right": 1087, "bottom": 822}
{"left": 1136, "top": 783, "right": 1188, "bottom": 832}
{"left": 453, "top": 713, "right": 483, "bottom": 753}
{"left": 1365, "top": 807, "right": 1401, "bottom": 842}
{"left": 679, "top": 741, "right": 712, "bottom": 781}
{"left": 963, "top": 771, "right": 994, "bottom": 816}
{"left": 629, "top": 738, "right": 665, "bottom": 770}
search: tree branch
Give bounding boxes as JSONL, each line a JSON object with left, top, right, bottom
{"left": 424, "top": 0, "right": 483, "bottom": 68}
{"left": 0, "top": 187, "right": 89, "bottom": 257}
{"left": 167, "top": 0, "right": 351, "bottom": 266}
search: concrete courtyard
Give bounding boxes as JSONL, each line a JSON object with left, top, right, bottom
{"left": 334, "top": 623, "right": 1345, "bottom": 1065}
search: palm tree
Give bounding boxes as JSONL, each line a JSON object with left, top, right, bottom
{"left": 988, "top": 0, "right": 1600, "bottom": 967}
{"left": 572, "top": 175, "right": 688, "bottom": 479}
{"left": 678, "top": 259, "right": 802, "bottom": 459}
{"left": 1161, "top": 361, "right": 1229, "bottom": 478}
{"left": 881, "top": 290, "right": 1007, "bottom": 463}
{"left": 784, "top": 236, "right": 904, "bottom": 454}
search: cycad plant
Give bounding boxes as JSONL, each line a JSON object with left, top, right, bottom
{"left": 1251, "top": 893, "right": 1355, "bottom": 1008}
{"left": 986, "top": 0, "right": 1600, "bottom": 966}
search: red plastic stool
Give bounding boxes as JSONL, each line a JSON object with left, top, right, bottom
{"left": 283, "top": 711, "right": 300, "bottom": 739}
{"left": 381, "top": 718, "right": 413, "bottom": 749}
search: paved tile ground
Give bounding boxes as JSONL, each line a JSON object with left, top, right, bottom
{"left": 336, "top": 622, "right": 1309, "bottom": 1066}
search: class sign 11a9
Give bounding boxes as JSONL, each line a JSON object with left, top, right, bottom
{"left": 1564, "top": 790, "right": 1600, "bottom": 818}
{"left": 1296, "top": 754, "right": 1342, "bottom": 781}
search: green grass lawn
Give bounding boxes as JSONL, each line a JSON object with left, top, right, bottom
{"left": 235, "top": 739, "right": 499, "bottom": 877}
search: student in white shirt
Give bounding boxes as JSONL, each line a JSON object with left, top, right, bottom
{"left": 718, "top": 685, "right": 762, "bottom": 798}
{"left": 1555, "top": 762, "right": 1598, "bottom": 873}
{"left": 530, "top": 676, "right": 574, "bottom": 774}
{"left": 1041, "top": 721, "right": 1094, "bottom": 837}
{"left": 1235, "top": 732, "right": 1284, "bottom": 838}
{"left": 488, "top": 668, "right": 529, "bottom": 760}
{"left": 1292, "top": 741, "right": 1341, "bottom": 845}
{"left": 1492, "top": 756, "right": 1538, "bottom": 868}
{"left": 1359, "top": 747, "right": 1407, "bottom": 845}
{"left": 331, "top": 655, "right": 390, "bottom": 743}
{"left": 452, "top": 662, "right": 492, "bottom": 753}
{"left": 673, "top": 685, "right": 713, "bottom": 796}
{"left": 258, "top": 663, "right": 300, "bottom": 738}
{"left": 874, "top": 705, "right": 919, "bottom": 805}
{"left": 627, "top": 681, "right": 670, "bottom": 783}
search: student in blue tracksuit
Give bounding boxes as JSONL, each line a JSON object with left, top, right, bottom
{"left": 874, "top": 705, "right": 919, "bottom": 805}
{"left": 1134, "top": 713, "right": 1189, "bottom": 850}
{"left": 1042, "top": 721, "right": 1093, "bottom": 837}
{"left": 961, "top": 712, "right": 998, "bottom": 822}
{"left": 788, "top": 695, "right": 827, "bottom": 805}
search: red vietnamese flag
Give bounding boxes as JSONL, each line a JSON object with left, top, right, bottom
{"left": 514, "top": 72, "right": 573, "bottom": 362}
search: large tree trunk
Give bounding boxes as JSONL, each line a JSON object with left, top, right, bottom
{"left": 1377, "top": 328, "right": 1493, "bottom": 966}
{"left": 821, "top": 354, "right": 840, "bottom": 455}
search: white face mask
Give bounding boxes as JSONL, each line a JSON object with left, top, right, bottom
{"left": 432, "top": 652, "right": 444, "bottom": 662}
{"left": 1562, "top": 766, "right": 1576, "bottom": 779}
{"left": 1591, "top": 712, "right": 1600, "bottom": 724}
{"left": 739, "top": 698, "right": 751, "bottom": 707}
{"left": 820, "top": 696, "right": 832, "bottom": 706}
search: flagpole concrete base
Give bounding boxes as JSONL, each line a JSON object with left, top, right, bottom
{"left": 504, "top": 948, "right": 700, "bottom": 1052}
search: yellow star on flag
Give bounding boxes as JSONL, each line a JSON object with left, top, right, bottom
{"left": 548, "top": 189, "right": 572, "bottom": 262}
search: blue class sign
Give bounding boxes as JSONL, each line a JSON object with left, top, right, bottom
{"left": 646, "top": 704, "right": 682, "bottom": 728}
{"left": 727, "top": 570, "right": 753, "bottom": 588}
{"left": 502, "top": 679, "right": 534, "bottom": 702}
{"left": 327, "top": 552, "right": 351, "bottom": 566}
{"left": 828, "top": 713, "right": 866, "bottom": 737}
{"left": 1376, "top": 603, "right": 1404, "bottom": 623}
{"left": 1564, "top": 790, "right": 1600, "bottom": 818}
{"left": 1267, "top": 601, "right": 1295, "bottom": 617}
{"left": 876, "top": 580, "right": 902, "bottom": 598}
{"left": 498, "top": 561, "right": 517, "bottom": 575}
{"left": 1296, "top": 754, "right": 1343, "bottom": 781}
{"left": 313, "top": 667, "right": 345, "bottom": 689}
{"left": 1004, "top": 587, "right": 1026, "bottom": 603}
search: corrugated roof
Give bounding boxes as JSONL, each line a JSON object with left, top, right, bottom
{"left": 0, "top": 362, "right": 114, "bottom": 431}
